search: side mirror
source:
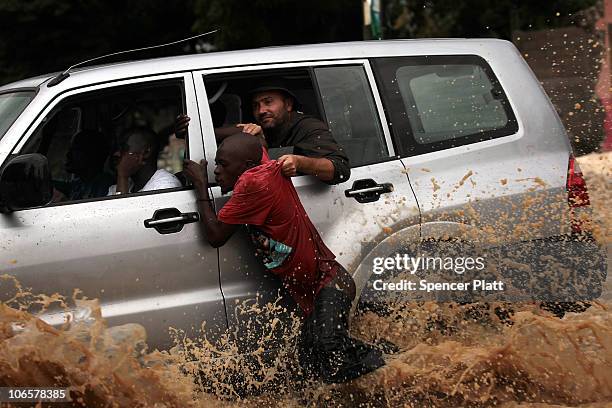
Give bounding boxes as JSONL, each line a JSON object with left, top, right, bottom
{"left": 0, "top": 153, "right": 52, "bottom": 213}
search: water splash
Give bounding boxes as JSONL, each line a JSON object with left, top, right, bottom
{"left": 0, "top": 152, "right": 609, "bottom": 406}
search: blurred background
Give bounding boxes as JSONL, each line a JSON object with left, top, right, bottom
{"left": 0, "top": 0, "right": 609, "bottom": 154}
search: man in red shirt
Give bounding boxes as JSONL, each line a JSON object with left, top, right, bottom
{"left": 183, "top": 132, "right": 384, "bottom": 383}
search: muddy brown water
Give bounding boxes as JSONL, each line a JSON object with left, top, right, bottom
{"left": 0, "top": 152, "right": 610, "bottom": 407}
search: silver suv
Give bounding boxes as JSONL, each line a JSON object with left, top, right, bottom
{"left": 0, "top": 39, "right": 606, "bottom": 352}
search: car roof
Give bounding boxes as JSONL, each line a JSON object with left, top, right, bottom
{"left": 0, "top": 39, "right": 512, "bottom": 92}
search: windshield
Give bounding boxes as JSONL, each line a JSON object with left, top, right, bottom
{"left": 0, "top": 90, "right": 36, "bottom": 140}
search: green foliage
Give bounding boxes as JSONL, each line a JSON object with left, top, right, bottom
{"left": 0, "top": 0, "right": 601, "bottom": 85}
{"left": 0, "top": 0, "right": 195, "bottom": 86}
{"left": 383, "top": 0, "right": 599, "bottom": 39}
{"left": 192, "top": 0, "right": 362, "bottom": 50}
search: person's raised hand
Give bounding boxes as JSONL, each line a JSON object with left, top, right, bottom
{"left": 183, "top": 159, "right": 208, "bottom": 190}
{"left": 278, "top": 154, "right": 301, "bottom": 177}
{"left": 117, "top": 151, "right": 144, "bottom": 178}
{"left": 236, "top": 123, "right": 263, "bottom": 137}
{"left": 174, "top": 114, "right": 191, "bottom": 139}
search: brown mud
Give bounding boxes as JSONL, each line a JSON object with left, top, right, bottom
{"left": 0, "top": 152, "right": 610, "bottom": 407}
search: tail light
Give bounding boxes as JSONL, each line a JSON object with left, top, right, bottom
{"left": 567, "top": 154, "right": 590, "bottom": 207}
{"left": 567, "top": 154, "right": 591, "bottom": 234}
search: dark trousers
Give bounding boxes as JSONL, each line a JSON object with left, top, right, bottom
{"left": 298, "top": 287, "right": 385, "bottom": 383}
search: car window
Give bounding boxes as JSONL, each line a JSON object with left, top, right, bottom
{"left": 202, "top": 68, "right": 329, "bottom": 164}
{"left": 0, "top": 90, "right": 36, "bottom": 140}
{"left": 398, "top": 64, "right": 509, "bottom": 143}
{"left": 373, "top": 55, "right": 518, "bottom": 156}
{"left": 203, "top": 68, "right": 324, "bottom": 132}
{"left": 20, "top": 80, "right": 186, "bottom": 205}
{"left": 314, "top": 65, "right": 389, "bottom": 167}
{"left": 202, "top": 65, "right": 389, "bottom": 168}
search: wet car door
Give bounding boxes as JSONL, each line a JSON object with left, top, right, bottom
{"left": 193, "top": 61, "right": 420, "bottom": 353}
{"left": 0, "top": 74, "right": 226, "bottom": 351}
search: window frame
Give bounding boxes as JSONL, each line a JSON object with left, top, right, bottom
{"left": 194, "top": 59, "right": 397, "bottom": 174}
{"left": 372, "top": 55, "right": 519, "bottom": 157}
{"left": 11, "top": 73, "right": 200, "bottom": 208}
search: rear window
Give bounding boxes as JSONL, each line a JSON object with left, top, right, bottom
{"left": 0, "top": 90, "right": 36, "bottom": 140}
{"left": 374, "top": 55, "right": 518, "bottom": 156}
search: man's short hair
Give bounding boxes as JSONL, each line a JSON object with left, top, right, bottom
{"left": 219, "top": 132, "right": 263, "bottom": 165}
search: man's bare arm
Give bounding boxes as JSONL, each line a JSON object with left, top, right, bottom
{"left": 115, "top": 151, "right": 145, "bottom": 193}
{"left": 278, "top": 154, "right": 335, "bottom": 182}
{"left": 183, "top": 159, "right": 238, "bottom": 248}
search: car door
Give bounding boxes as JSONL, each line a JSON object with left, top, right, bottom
{"left": 0, "top": 73, "right": 226, "bottom": 351}
{"left": 194, "top": 60, "right": 420, "bottom": 352}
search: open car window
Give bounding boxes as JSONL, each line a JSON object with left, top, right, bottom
{"left": 20, "top": 80, "right": 187, "bottom": 206}
{"left": 203, "top": 64, "right": 391, "bottom": 167}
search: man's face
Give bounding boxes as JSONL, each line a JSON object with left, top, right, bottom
{"left": 213, "top": 146, "right": 249, "bottom": 194}
{"left": 110, "top": 134, "right": 148, "bottom": 170}
{"left": 251, "top": 90, "right": 293, "bottom": 130}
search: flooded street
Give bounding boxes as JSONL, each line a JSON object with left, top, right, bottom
{"left": 345, "top": 150, "right": 612, "bottom": 404}
{"left": 576, "top": 152, "right": 612, "bottom": 302}
{"left": 0, "top": 152, "right": 610, "bottom": 407}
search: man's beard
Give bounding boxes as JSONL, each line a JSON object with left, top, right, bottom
{"left": 258, "top": 114, "right": 279, "bottom": 130}
{"left": 259, "top": 112, "right": 290, "bottom": 143}
{"left": 260, "top": 120, "right": 276, "bottom": 130}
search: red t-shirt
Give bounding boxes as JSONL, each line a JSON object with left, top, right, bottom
{"left": 218, "top": 158, "right": 337, "bottom": 316}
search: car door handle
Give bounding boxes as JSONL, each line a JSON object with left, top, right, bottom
{"left": 144, "top": 208, "right": 199, "bottom": 234}
{"left": 346, "top": 185, "right": 390, "bottom": 195}
{"left": 145, "top": 214, "right": 198, "bottom": 226}
{"left": 345, "top": 179, "right": 394, "bottom": 203}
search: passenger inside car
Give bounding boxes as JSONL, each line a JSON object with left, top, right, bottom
{"left": 53, "top": 129, "right": 114, "bottom": 202}
{"left": 176, "top": 73, "right": 351, "bottom": 184}
{"left": 107, "top": 127, "right": 182, "bottom": 195}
